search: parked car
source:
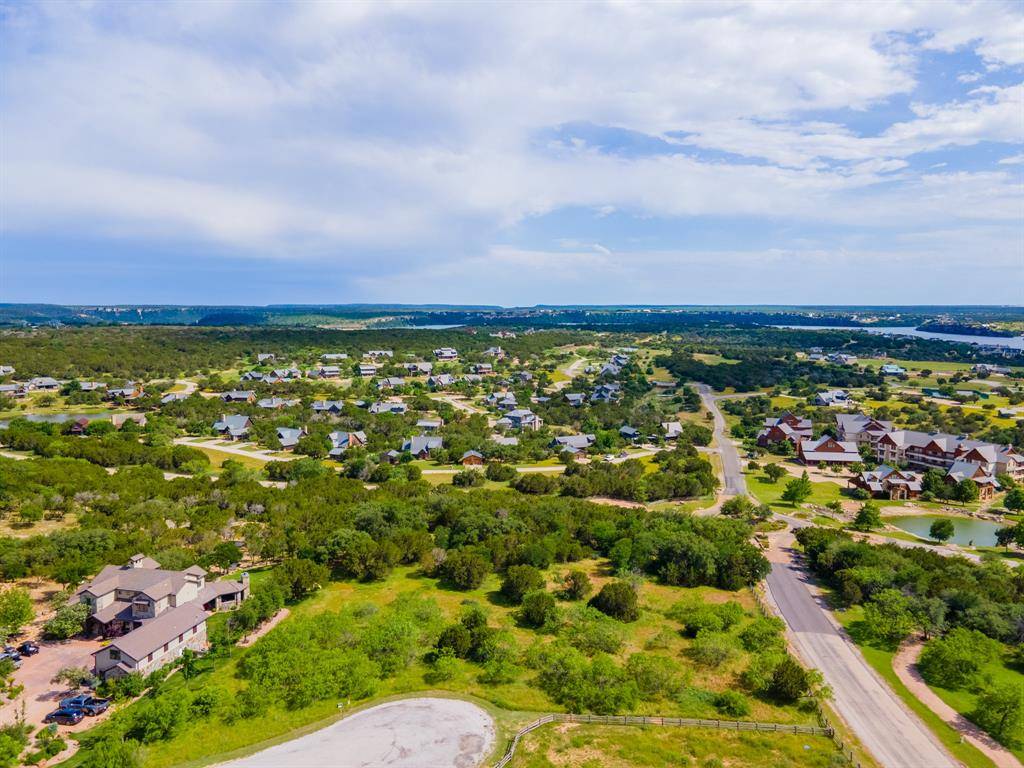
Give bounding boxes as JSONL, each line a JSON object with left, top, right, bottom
{"left": 603, "top": 454, "right": 615, "bottom": 462}
{"left": 60, "top": 695, "right": 110, "bottom": 715}
{"left": 2, "top": 646, "right": 21, "bottom": 660}
{"left": 43, "top": 708, "right": 85, "bottom": 725}
{"left": 0, "top": 652, "right": 22, "bottom": 669}
{"left": 16, "top": 641, "right": 39, "bottom": 656}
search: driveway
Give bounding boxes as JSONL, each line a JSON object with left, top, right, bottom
{"left": 0, "top": 638, "right": 105, "bottom": 729}
{"left": 217, "top": 697, "right": 495, "bottom": 768}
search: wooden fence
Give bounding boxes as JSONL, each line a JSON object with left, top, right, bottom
{"left": 492, "top": 712, "right": 833, "bottom": 768}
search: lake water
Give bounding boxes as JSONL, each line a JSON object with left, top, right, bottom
{"left": 772, "top": 324, "right": 1024, "bottom": 351}
{"left": 888, "top": 514, "right": 1004, "bottom": 547}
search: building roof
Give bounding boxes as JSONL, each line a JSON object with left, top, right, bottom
{"left": 99, "top": 603, "right": 208, "bottom": 662}
{"left": 402, "top": 435, "right": 443, "bottom": 454}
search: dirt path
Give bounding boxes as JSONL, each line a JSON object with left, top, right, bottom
{"left": 893, "top": 640, "right": 1023, "bottom": 768}
{"left": 238, "top": 608, "right": 291, "bottom": 648}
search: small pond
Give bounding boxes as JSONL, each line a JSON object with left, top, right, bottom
{"left": 888, "top": 514, "right": 1004, "bottom": 547}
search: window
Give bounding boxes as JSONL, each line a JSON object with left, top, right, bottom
{"left": 109, "top": 649, "right": 120, "bottom": 661}
{"left": 163, "top": 643, "right": 169, "bottom": 652}
{"left": 178, "top": 633, "right": 183, "bottom": 643}
{"left": 147, "top": 653, "right": 153, "bottom": 662}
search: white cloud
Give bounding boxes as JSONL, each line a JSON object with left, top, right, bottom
{"left": 0, "top": 0, "right": 1021, "bottom": 291}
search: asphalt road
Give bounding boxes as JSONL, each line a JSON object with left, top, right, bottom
{"left": 695, "top": 383, "right": 747, "bottom": 496}
{"left": 217, "top": 698, "right": 495, "bottom": 768}
{"left": 764, "top": 534, "right": 957, "bottom": 768}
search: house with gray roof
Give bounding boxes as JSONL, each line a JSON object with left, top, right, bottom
{"left": 311, "top": 399, "right": 345, "bottom": 414}
{"left": 797, "top": 435, "right": 860, "bottom": 466}
{"left": 78, "top": 554, "right": 249, "bottom": 679}
{"left": 28, "top": 376, "right": 60, "bottom": 390}
{"left": 329, "top": 430, "right": 367, "bottom": 458}
{"left": 212, "top": 414, "right": 252, "bottom": 440}
{"left": 276, "top": 427, "right": 306, "bottom": 450}
{"left": 428, "top": 373, "right": 456, "bottom": 389}
{"left": 258, "top": 397, "right": 299, "bottom": 410}
{"left": 402, "top": 435, "right": 444, "bottom": 458}
{"left": 369, "top": 401, "right": 407, "bottom": 415}
{"left": 552, "top": 434, "right": 595, "bottom": 453}
{"left": 220, "top": 390, "right": 256, "bottom": 403}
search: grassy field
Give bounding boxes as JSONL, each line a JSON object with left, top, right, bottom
{"left": 67, "top": 559, "right": 822, "bottom": 768}
{"left": 692, "top": 353, "right": 741, "bottom": 366}
{"left": 834, "top": 607, "right": 997, "bottom": 768}
{"left": 186, "top": 444, "right": 270, "bottom": 470}
{"left": 507, "top": 721, "right": 841, "bottom": 767}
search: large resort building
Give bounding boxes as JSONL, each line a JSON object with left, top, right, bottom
{"left": 75, "top": 554, "right": 250, "bottom": 679}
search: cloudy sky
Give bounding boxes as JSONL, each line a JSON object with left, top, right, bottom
{"left": 1, "top": 1, "right": 1022, "bottom": 306}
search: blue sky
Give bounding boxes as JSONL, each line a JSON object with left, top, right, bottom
{"left": 1, "top": 1, "right": 1022, "bottom": 305}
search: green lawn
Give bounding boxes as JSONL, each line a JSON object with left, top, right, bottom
{"left": 508, "top": 722, "right": 841, "bottom": 767}
{"left": 833, "top": 607, "right": 997, "bottom": 768}
{"left": 66, "top": 561, "right": 821, "bottom": 768}
{"left": 744, "top": 471, "right": 844, "bottom": 510}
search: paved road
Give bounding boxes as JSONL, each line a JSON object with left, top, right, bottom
{"left": 217, "top": 697, "right": 495, "bottom": 768}
{"left": 695, "top": 383, "right": 746, "bottom": 496}
{"left": 764, "top": 532, "right": 956, "bottom": 768}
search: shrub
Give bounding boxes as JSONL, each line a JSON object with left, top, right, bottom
{"left": 625, "top": 653, "right": 685, "bottom": 700}
{"left": 669, "top": 600, "right": 744, "bottom": 637}
{"left": 558, "top": 569, "right": 593, "bottom": 601}
{"left": 768, "top": 656, "right": 810, "bottom": 703}
{"left": 918, "top": 628, "right": 1000, "bottom": 689}
{"left": 436, "top": 623, "right": 472, "bottom": 658}
{"left": 518, "top": 590, "right": 559, "bottom": 629}
{"left": 688, "top": 630, "right": 737, "bottom": 668}
{"left": 485, "top": 463, "right": 516, "bottom": 482}
{"left": 738, "top": 617, "right": 785, "bottom": 653}
{"left": 452, "top": 470, "right": 484, "bottom": 488}
{"left": 561, "top": 605, "right": 625, "bottom": 655}
{"left": 438, "top": 549, "right": 490, "bottom": 590}
{"left": 588, "top": 581, "right": 639, "bottom": 622}
{"left": 500, "top": 565, "right": 545, "bottom": 604}
{"left": 714, "top": 690, "right": 751, "bottom": 717}
{"left": 970, "top": 682, "right": 1023, "bottom": 747}
{"left": 272, "top": 558, "right": 329, "bottom": 600}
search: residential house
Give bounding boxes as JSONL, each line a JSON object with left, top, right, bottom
{"left": 797, "top": 435, "right": 861, "bottom": 466}
{"left": 402, "top": 435, "right": 443, "bottom": 459}
{"left": 880, "top": 364, "right": 906, "bottom": 376}
{"left": 813, "top": 390, "right": 850, "bottom": 406}
{"left": 428, "top": 374, "right": 456, "bottom": 389}
{"left": 462, "top": 374, "right": 483, "bottom": 384}
{"left": 321, "top": 353, "right": 348, "bottom": 361}
{"left": 835, "top": 413, "right": 894, "bottom": 447}
{"left": 160, "top": 392, "right": 189, "bottom": 405}
{"left": 416, "top": 418, "right": 443, "bottom": 431}
{"left": 852, "top": 465, "right": 923, "bottom": 500}
{"left": 404, "top": 362, "right": 434, "bottom": 374}
{"left": 972, "top": 364, "right": 1011, "bottom": 375}
{"left": 328, "top": 430, "right": 367, "bottom": 458}
{"left": 870, "top": 428, "right": 1023, "bottom": 488}
{"left": 433, "top": 347, "right": 459, "bottom": 361}
{"left": 591, "top": 383, "right": 621, "bottom": 403}
{"left": 0, "top": 365, "right": 14, "bottom": 376}
{"left": 311, "top": 400, "right": 345, "bottom": 414}
{"left": 257, "top": 397, "right": 299, "bottom": 410}
{"left": 461, "top": 450, "right": 484, "bottom": 466}
{"left": 552, "top": 434, "right": 596, "bottom": 453}
{"left": 311, "top": 365, "right": 342, "bottom": 379}
{"left": 28, "top": 377, "right": 60, "bottom": 390}
{"left": 473, "top": 363, "right": 493, "bottom": 375}
{"left": 565, "top": 392, "right": 586, "bottom": 407}
{"left": 826, "top": 353, "right": 857, "bottom": 365}
{"left": 358, "top": 363, "right": 379, "bottom": 377}
{"left": 365, "top": 350, "right": 393, "bottom": 359}
{"left": 79, "top": 381, "right": 107, "bottom": 392}
{"left": 276, "top": 427, "right": 306, "bottom": 450}
{"left": 491, "top": 435, "right": 519, "bottom": 447}
{"left": 257, "top": 353, "right": 276, "bottom": 363}
{"left": 945, "top": 460, "right": 1001, "bottom": 500}
{"left": 220, "top": 390, "right": 256, "bottom": 403}
{"left": 77, "top": 554, "right": 249, "bottom": 679}
{"left": 369, "top": 401, "right": 407, "bottom": 415}
{"left": 111, "top": 413, "right": 147, "bottom": 429}
{"left": 69, "top": 417, "right": 92, "bottom": 435}
{"left": 619, "top": 426, "right": 640, "bottom": 443}
{"left": 0, "top": 384, "right": 24, "bottom": 398}
{"left": 483, "top": 346, "right": 505, "bottom": 358}
{"left": 212, "top": 414, "right": 252, "bottom": 440}
{"left": 757, "top": 413, "right": 813, "bottom": 447}
{"left": 662, "top": 421, "right": 684, "bottom": 440}
{"left": 107, "top": 383, "right": 144, "bottom": 401}
{"left": 496, "top": 408, "right": 542, "bottom": 431}
{"left": 377, "top": 377, "right": 406, "bottom": 390}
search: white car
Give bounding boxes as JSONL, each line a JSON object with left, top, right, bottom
{"left": 603, "top": 454, "right": 615, "bottom": 462}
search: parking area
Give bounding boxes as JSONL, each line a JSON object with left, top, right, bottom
{"left": 0, "top": 638, "right": 105, "bottom": 730}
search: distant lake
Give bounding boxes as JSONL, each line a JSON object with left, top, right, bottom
{"left": 772, "top": 324, "right": 1024, "bottom": 350}
{"left": 889, "top": 514, "right": 1003, "bottom": 547}
{"left": 406, "top": 324, "right": 464, "bottom": 330}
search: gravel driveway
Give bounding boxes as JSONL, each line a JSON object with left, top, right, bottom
{"left": 217, "top": 697, "right": 495, "bottom": 768}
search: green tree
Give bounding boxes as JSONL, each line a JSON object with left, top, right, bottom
{"left": 862, "top": 588, "right": 914, "bottom": 645}
{"left": 764, "top": 463, "right": 787, "bottom": 483}
{"left": 928, "top": 518, "right": 955, "bottom": 543}
{"left": 851, "top": 501, "right": 883, "bottom": 531}
{"left": 768, "top": 656, "right": 811, "bottom": 703}
{"left": 272, "top": 558, "right": 329, "bottom": 601}
{"left": 500, "top": 565, "right": 545, "bottom": 604}
{"left": 43, "top": 603, "right": 89, "bottom": 640}
{"left": 558, "top": 570, "right": 592, "bottom": 601}
{"left": 588, "top": 581, "right": 639, "bottom": 622}
{"left": 51, "top": 666, "right": 94, "bottom": 689}
{"left": 1003, "top": 487, "right": 1024, "bottom": 512}
{"left": 918, "top": 628, "right": 1000, "bottom": 689}
{"left": 518, "top": 590, "right": 559, "bottom": 628}
{"left": 438, "top": 549, "right": 489, "bottom": 590}
{"left": 970, "top": 682, "right": 1023, "bottom": 747}
{"left": 0, "top": 587, "right": 33, "bottom": 639}
{"left": 954, "top": 478, "right": 979, "bottom": 505}
{"left": 780, "top": 472, "right": 812, "bottom": 505}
